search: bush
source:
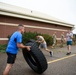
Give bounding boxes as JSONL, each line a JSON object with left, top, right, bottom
{"left": 22, "top": 32, "right": 37, "bottom": 44}
{"left": 0, "top": 44, "right": 7, "bottom": 53}
{"left": 8, "top": 32, "right": 53, "bottom": 46}
{"left": 41, "top": 34, "right": 53, "bottom": 46}
{"left": 22, "top": 32, "right": 53, "bottom": 46}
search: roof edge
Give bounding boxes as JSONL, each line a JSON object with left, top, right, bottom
{"left": 0, "top": 2, "right": 74, "bottom": 28}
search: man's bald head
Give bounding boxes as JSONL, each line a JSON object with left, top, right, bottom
{"left": 18, "top": 24, "right": 24, "bottom": 29}
{"left": 18, "top": 24, "right": 25, "bottom": 34}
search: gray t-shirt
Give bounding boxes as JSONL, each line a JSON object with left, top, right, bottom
{"left": 37, "top": 36, "right": 46, "bottom": 44}
{"left": 66, "top": 32, "right": 73, "bottom": 41}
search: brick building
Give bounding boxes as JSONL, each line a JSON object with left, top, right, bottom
{"left": 0, "top": 2, "right": 74, "bottom": 44}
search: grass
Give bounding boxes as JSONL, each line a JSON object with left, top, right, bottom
{"left": 0, "top": 44, "right": 7, "bottom": 53}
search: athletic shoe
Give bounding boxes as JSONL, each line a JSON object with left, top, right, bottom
{"left": 69, "top": 52, "right": 71, "bottom": 54}
{"left": 50, "top": 51, "right": 53, "bottom": 57}
{"left": 66, "top": 52, "right": 71, "bottom": 55}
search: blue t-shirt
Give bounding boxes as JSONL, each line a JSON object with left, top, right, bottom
{"left": 6, "top": 31, "right": 22, "bottom": 54}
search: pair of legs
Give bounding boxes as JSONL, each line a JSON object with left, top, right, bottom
{"left": 3, "top": 52, "right": 16, "bottom": 75}
{"left": 61, "top": 40, "right": 64, "bottom": 47}
{"left": 39, "top": 43, "right": 53, "bottom": 56}
{"left": 3, "top": 64, "right": 13, "bottom": 75}
{"left": 39, "top": 43, "right": 51, "bottom": 52}
{"left": 67, "top": 45, "right": 71, "bottom": 53}
{"left": 52, "top": 41, "right": 56, "bottom": 48}
{"left": 66, "top": 41, "right": 72, "bottom": 55}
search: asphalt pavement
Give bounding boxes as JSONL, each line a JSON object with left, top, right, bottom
{"left": 0, "top": 45, "right": 76, "bottom": 75}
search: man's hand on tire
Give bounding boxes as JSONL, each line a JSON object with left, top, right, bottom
{"left": 26, "top": 46, "right": 31, "bottom": 51}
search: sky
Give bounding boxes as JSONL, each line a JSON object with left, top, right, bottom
{"left": 0, "top": 0, "right": 76, "bottom": 34}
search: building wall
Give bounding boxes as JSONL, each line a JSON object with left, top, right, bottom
{"left": 0, "top": 15, "right": 71, "bottom": 44}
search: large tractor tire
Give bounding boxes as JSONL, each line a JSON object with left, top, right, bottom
{"left": 22, "top": 39, "right": 48, "bottom": 74}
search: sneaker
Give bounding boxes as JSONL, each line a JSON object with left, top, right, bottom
{"left": 66, "top": 52, "right": 71, "bottom": 55}
{"left": 69, "top": 52, "right": 71, "bottom": 54}
{"left": 66, "top": 52, "right": 69, "bottom": 55}
{"left": 50, "top": 51, "right": 53, "bottom": 57}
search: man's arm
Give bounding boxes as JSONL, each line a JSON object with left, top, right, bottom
{"left": 17, "top": 43, "right": 31, "bottom": 51}
{"left": 69, "top": 33, "right": 73, "bottom": 39}
{"left": 70, "top": 35, "right": 73, "bottom": 39}
{"left": 36, "top": 40, "right": 44, "bottom": 43}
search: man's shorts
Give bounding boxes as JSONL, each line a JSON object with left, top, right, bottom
{"left": 7, "top": 52, "right": 16, "bottom": 64}
{"left": 39, "top": 43, "right": 47, "bottom": 49}
{"left": 67, "top": 41, "right": 72, "bottom": 45}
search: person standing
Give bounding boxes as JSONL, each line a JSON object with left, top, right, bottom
{"left": 3, "top": 24, "right": 31, "bottom": 75}
{"left": 52, "top": 32, "right": 57, "bottom": 48}
{"left": 60, "top": 32, "right": 65, "bottom": 47}
{"left": 36, "top": 34, "right": 53, "bottom": 57}
{"left": 66, "top": 30, "right": 73, "bottom": 55}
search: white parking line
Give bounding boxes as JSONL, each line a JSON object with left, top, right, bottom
{"left": 48, "top": 54, "right": 76, "bottom": 64}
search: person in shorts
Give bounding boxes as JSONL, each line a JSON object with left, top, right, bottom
{"left": 36, "top": 34, "right": 53, "bottom": 57}
{"left": 66, "top": 30, "right": 73, "bottom": 55}
{"left": 3, "top": 24, "right": 31, "bottom": 75}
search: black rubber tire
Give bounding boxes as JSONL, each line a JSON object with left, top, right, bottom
{"left": 22, "top": 39, "right": 48, "bottom": 74}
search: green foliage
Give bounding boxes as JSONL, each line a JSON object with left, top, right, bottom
{"left": 73, "top": 34, "right": 76, "bottom": 44}
{"left": 22, "top": 32, "right": 53, "bottom": 46}
{"left": 22, "top": 32, "right": 37, "bottom": 44}
{"left": 0, "top": 44, "right": 7, "bottom": 53}
{"left": 7, "top": 31, "right": 53, "bottom": 46}
{"left": 41, "top": 34, "right": 53, "bottom": 46}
